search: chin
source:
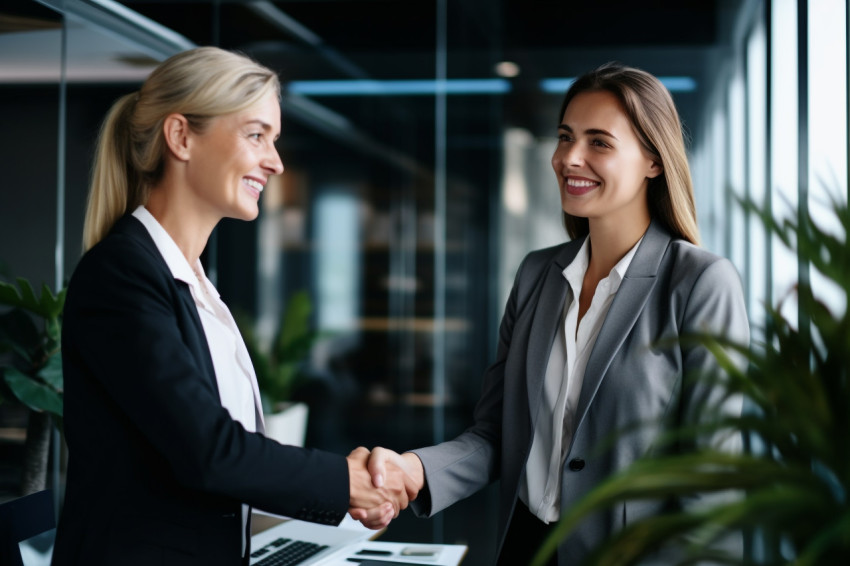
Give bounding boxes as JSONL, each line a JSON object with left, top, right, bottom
{"left": 232, "top": 206, "right": 260, "bottom": 222}
{"left": 561, "top": 201, "right": 589, "bottom": 218}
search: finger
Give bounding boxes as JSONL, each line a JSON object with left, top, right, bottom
{"left": 368, "top": 447, "right": 391, "bottom": 488}
{"left": 355, "top": 502, "right": 393, "bottom": 530}
{"left": 348, "top": 508, "right": 367, "bottom": 521}
{"left": 372, "top": 503, "right": 394, "bottom": 529}
{"left": 348, "top": 446, "right": 370, "bottom": 461}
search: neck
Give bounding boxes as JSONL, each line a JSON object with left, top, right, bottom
{"left": 145, "top": 185, "right": 217, "bottom": 265}
{"left": 586, "top": 216, "right": 650, "bottom": 279}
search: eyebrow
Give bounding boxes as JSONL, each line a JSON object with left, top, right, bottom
{"left": 245, "top": 119, "right": 280, "bottom": 140}
{"left": 559, "top": 124, "right": 619, "bottom": 141}
{"left": 246, "top": 119, "right": 274, "bottom": 131}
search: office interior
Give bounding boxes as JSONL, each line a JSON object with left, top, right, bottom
{"left": 0, "top": 0, "right": 846, "bottom": 564}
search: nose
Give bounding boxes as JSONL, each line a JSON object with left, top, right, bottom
{"left": 263, "top": 142, "right": 284, "bottom": 175}
{"left": 552, "top": 141, "right": 583, "bottom": 172}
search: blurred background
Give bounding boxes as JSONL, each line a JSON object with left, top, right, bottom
{"left": 0, "top": 1, "right": 846, "bottom": 564}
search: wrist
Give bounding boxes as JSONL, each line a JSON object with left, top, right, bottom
{"left": 401, "top": 452, "right": 425, "bottom": 491}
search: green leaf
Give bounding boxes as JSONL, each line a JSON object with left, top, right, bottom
{"left": 0, "top": 278, "right": 65, "bottom": 320}
{"left": 235, "top": 290, "right": 329, "bottom": 406}
{"left": 276, "top": 290, "right": 312, "bottom": 358}
{"left": 0, "top": 280, "right": 21, "bottom": 307}
{"left": 15, "top": 277, "right": 40, "bottom": 313}
{"left": 0, "top": 308, "right": 40, "bottom": 359}
{"left": 3, "top": 367, "right": 63, "bottom": 416}
{"left": 39, "top": 283, "right": 65, "bottom": 319}
{"left": 38, "top": 353, "right": 63, "bottom": 390}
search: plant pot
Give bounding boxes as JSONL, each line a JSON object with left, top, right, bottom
{"left": 263, "top": 402, "right": 309, "bottom": 447}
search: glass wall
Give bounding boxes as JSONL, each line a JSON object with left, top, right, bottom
{"left": 691, "top": 0, "right": 849, "bottom": 330}
{"left": 0, "top": 0, "right": 64, "bottom": 502}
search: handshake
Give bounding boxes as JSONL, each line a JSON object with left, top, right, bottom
{"left": 346, "top": 446, "right": 424, "bottom": 530}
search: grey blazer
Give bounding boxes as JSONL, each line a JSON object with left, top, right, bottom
{"left": 411, "top": 220, "right": 749, "bottom": 564}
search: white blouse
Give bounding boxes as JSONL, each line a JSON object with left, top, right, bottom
{"left": 521, "top": 235, "right": 642, "bottom": 523}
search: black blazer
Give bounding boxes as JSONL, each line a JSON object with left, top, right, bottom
{"left": 52, "top": 215, "right": 349, "bottom": 566}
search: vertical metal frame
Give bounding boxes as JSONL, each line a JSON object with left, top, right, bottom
{"left": 797, "top": 0, "right": 810, "bottom": 334}
{"left": 765, "top": 0, "right": 774, "bottom": 315}
{"left": 431, "top": 0, "right": 448, "bottom": 546}
{"left": 51, "top": 7, "right": 68, "bottom": 517}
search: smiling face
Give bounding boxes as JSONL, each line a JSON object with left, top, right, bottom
{"left": 184, "top": 90, "right": 284, "bottom": 223}
{"left": 551, "top": 89, "right": 661, "bottom": 233}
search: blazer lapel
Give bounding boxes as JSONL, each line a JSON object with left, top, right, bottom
{"left": 113, "top": 215, "right": 221, "bottom": 399}
{"left": 573, "top": 221, "right": 671, "bottom": 430}
{"left": 174, "top": 283, "right": 220, "bottom": 397}
{"left": 525, "top": 239, "right": 582, "bottom": 428}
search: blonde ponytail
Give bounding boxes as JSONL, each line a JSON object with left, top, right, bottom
{"left": 83, "top": 92, "right": 142, "bottom": 251}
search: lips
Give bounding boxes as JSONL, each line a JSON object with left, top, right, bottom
{"left": 243, "top": 177, "right": 264, "bottom": 198}
{"left": 564, "top": 176, "right": 600, "bottom": 196}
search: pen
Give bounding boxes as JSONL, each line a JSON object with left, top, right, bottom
{"left": 346, "top": 560, "right": 426, "bottom": 565}
{"left": 356, "top": 549, "right": 393, "bottom": 556}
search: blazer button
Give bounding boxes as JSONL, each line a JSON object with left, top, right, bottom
{"left": 568, "top": 458, "right": 585, "bottom": 471}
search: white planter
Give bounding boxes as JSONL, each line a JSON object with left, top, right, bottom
{"left": 264, "top": 402, "right": 309, "bottom": 447}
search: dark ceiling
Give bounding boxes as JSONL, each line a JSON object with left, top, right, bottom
{"left": 118, "top": 0, "right": 717, "bottom": 52}
{"left": 108, "top": 0, "right": 720, "bottom": 139}
{"left": 115, "top": 0, "right": 719, "bottom": 77}
{"left": 1, "top": 0, "right": 724, "bottom": 173}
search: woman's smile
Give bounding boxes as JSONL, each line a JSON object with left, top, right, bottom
{"left": 243, "top": 176, "right": 266, "bottom": 199}
{"left": 564, "top": 176, "right": 601, "bottom": 196}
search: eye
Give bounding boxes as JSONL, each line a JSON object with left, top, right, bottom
{"left": 591, "top": 139, "right": 610, "bottom": 148}
{"left": 558, "top": 133, "right": 574, "bottom": 143}
{"left": 248, "top": 132, "right": 262, "bottom": 141}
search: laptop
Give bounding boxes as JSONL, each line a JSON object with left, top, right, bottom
{"left": 249, "top": 518, "right": 373, "bottom": 566}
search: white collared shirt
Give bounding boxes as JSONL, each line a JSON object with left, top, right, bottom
{"left": 132, "top": 206, "right": 263, "bottom": 553}
{"left": 133, "top": 206, "right": 263, "bottom": 432}
{"left": 520, "top": 235, "right": 642, "bottom": 523}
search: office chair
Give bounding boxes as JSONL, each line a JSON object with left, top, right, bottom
{"left": 0, "top": 489, "right": 55, "bottom": 566}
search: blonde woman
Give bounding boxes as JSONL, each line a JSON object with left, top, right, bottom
{"left": 53, "top": 47, "right": 409, "bottom": 566}
{"left": 354, "top": 63, "right": 749, "bottom": 565}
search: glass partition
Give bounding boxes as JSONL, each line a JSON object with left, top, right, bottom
{"left": 0, "top": 0, "right": 64, "bottom": 501}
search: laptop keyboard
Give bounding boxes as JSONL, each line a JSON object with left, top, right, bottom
{"left": 251, "top": 537, "right": 329, "bottom": 566}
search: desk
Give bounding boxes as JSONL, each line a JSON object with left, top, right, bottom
{"left": 251, "top": 512, "right": 467, "bottom": 566}
{"left": 317, "top": 541, "right": 468, "bottom": 566}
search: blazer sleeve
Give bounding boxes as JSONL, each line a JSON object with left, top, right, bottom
{"left": 63, "top": 233, "right": 349, "bottom": 524}
{"left": 671, "top": 254, "right": 750, "bottom": 549}
{"left": 409, "top": 253, "right": 535, "bottom": 516}
{"left": 678, "top": 256, "right": 750, "bottom": 447}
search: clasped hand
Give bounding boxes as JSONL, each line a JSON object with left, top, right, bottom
{"left": 346, "top": 446, "right": 424, "bottom": 530}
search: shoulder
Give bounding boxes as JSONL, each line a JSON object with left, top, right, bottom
{"left": 661, "top": 240, "right": 746, "bottom": 326}
{"left": 519, "top": 239, "right": 580, "bottom": 276}
{"left": 664, "top": 239, "right": 741, "bottom": 286}
{"left": 66, "top": 215, "right": 172, "bottom": 305}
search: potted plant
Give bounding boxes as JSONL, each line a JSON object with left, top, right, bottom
{"left": 236, "top": 290, "right": 324, "bottom": 447}
{"left": 0, "top": 271, "right": 65, "bottom": 496}
{"left": 532, "top": 198, "right": 850, "bottom": 565}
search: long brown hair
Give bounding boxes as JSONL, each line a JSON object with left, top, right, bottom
{"left": 83, "top": 47, "right": 280, "bottom": 250}
{"left": 558, "top": 62, "right": 699, "bottom": 245}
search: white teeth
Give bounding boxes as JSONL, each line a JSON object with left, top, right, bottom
{"left": 245, "top": 178, "right": 264, "bottom": 192}
{"left": 567, "top": 178, "right": 598, "bottom": 188}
